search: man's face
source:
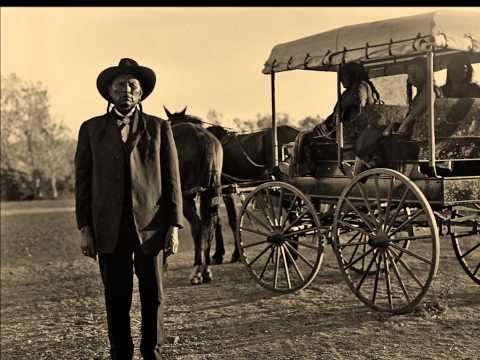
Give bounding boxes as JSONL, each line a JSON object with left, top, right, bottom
{"left": 108, "top": 74, "right": 143, "bottom": 111}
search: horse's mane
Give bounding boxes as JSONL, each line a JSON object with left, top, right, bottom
{"left": 207, "top": 125, "right": 229, "bottom": 140}
{"left": 170, "top": 113, "right": 203, "bottom": 125}
{"left": 208, "top": 124, "right": 299, "bottom": 140}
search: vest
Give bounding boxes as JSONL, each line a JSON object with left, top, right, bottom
{"left": 115, "top": 112, "right": 142, "bottom": 254}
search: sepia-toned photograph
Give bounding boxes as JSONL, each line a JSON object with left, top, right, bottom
{"left": 1, "top": 6, "right": 479, "bottom": 359}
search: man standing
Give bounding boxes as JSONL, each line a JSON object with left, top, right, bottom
{"left": 75, "top": 58, "right": 183, "bottom": 360}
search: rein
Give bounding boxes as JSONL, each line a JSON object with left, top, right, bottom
{"left": 221, "top": 132, "right": 266, "bottom": 169}
{"left": 221, "top": 172, "right": 269, "bottom": 183}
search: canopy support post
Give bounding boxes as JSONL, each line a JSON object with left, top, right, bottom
{"left": 426, "top": 51, "right": 437, "bottom": 176}
{"left": 336, "top": 65, "right": 344, "bottom": 169}
{"left": 271, "top": 71, "right": 278, "bottom": 170}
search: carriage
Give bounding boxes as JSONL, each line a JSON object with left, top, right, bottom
{"left": 234, "top": 10, "right": 480, "bottom": 314}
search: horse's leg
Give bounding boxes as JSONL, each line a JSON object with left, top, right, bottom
{"left": 183, "top": 195, "right": 204, "bottom": 285}
{"left": 199, "top": 191, "right": 218, "bottom": 283}
{"left": 223, "top": 194, "right": 241, "bottom": 263}
{"left": 211, "top": 216, "right": 225, "bottom": 265}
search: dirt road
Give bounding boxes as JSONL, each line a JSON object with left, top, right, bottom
{"left": 1, "top": 200, "right": 479, "bottom": 359}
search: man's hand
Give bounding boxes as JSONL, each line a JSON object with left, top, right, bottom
{"left": 382, "top": 123, "right": 393, "bottom": 136}
{"left": 80, "top": 226, "right": 97, "bottom": 260}
{"left": 396, "top": 121, "right": 410, "bottom": 135}
{"left": 394, "top": 114, "right": 413, "bottom": 136}
{"left": 165, "top": 226, "right": 179, "bottom": 257}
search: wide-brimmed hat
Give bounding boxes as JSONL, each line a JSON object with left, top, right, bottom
{"left": 96, "top": 58, "right": 156, "bottom": 102}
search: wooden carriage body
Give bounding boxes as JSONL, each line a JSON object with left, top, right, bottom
{"left": 288, "top": 98, "right": 480, "bottom": 207}
{"left": 235, "top": 10, "right": 480, "bottom": 314}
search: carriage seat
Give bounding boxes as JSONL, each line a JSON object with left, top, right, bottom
{"left": 357, "top": 99, "right": 480, "bottom": 161}
{"left": 290, "top": 98, "right": 480, "bottom": 177}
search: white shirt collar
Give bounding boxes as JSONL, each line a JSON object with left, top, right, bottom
{"left": 113, "top": 106, "right": 137, "bottom": 118}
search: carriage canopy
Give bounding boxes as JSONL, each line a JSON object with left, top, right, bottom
{"left": 263, "top": 10, "right": 480, "bottom": 77}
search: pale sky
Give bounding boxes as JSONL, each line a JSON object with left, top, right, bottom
{"left": 2, "top": 6, "right": 479, "bottom": 137}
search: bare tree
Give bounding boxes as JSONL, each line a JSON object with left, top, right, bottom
{"left": 206, "top": 109, "right": 223, "bottom": 125}
{"left": 1, "top": 74, "right": 73, "bottom": 199}
{"left": 298, "top": 115, "right": 323, "bottom": 130}
{"left": 39, "top": 121, "right": 72, "bottom": 198}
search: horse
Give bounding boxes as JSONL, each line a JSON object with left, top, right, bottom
{"left": 165, "top": 106, "right": 224, "bottom": 285}
{"left": 207, "top": 124, "right": 300, "bottom": 263}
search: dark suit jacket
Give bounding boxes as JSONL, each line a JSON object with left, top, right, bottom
{"left": 74, "top": 110, "right": 183, "bottom": 254}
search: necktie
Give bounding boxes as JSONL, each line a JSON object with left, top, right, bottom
{"left": 117, "top": 117, "right": 132, "bottom": 142}
{"left": 114, "top": 107, "right": 136, "bottom": 142}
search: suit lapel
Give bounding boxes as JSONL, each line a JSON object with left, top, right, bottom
{"left": 127, "top": 111, "right": 144, "bottom": 153}
{"left": 97, "top": 112, "right": 124, "bottom": 157}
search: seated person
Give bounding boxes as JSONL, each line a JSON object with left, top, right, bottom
{"left": 441, "top": 53, "right": 480, "bottom": 98}
{"left": 302, "top": 62, "right": 381, "bottom": 175}
{"left": 389, "top": 56, "right": 443, "bottom": 136}
{"left": 317, "top": 62, "right": 381, "bottom": 140}
{"left": 355, "top": 57, "right": 442, "bottom": 173}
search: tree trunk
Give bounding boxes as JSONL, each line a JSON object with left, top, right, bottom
{"left": 51, "top": 175, "right": 58, "bottom": 199}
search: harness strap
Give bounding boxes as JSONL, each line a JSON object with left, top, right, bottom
{"left": 222, "top": 172, "right": 269, "bottom": 183}
{"left": 223, "top": 133, "right": 266, "bottom": 168}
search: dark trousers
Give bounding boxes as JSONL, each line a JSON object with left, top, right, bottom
{"left": 99, "top": 233, "right": 164, "bottom": 360}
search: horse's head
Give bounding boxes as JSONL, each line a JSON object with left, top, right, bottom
{"left": 164, "top": 106, "right": 203, "bottom": 126}
{"left": 207, "top": 125, "right": 229, "bottom": 141}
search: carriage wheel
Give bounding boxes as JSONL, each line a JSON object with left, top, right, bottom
{"left": 236, "top": 182, "right": 325, "bottom": 293}
{"left": 346, "top": 220, "right": 413, "bottom": 276}
{"left": 332, "top": 168, "right": 440, "bottom": 314}
{"left": 450, "top": 205, "right": 480, "bottom": 285}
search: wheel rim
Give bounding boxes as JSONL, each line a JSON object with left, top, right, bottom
{"left": 332, "top": 168, "right": 440, "bottom": 314}
{"left": 451, "top": 206, "right": 480, "bottom": 285}
{"left": 237, "top": 182, "right": 325, "bottom": 293}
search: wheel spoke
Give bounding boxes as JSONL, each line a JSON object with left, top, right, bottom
{"left": 240, "top": 226, "right": 271, "bottom": 238}
{"left": 389, "top": 243, "right": 432, "bottom": 264}
{"left": 346, "top": 233, "right": 364, "bottom": 265}
{"left": 285, "top": 238, "right": 320, "bottom": 250}
{"left": 383, "top": 176, "right": 395, "bottom": 227}
{"left": 244, "top": 209, "right": 274, "bottom": 233}
{"left": 355, "top": 182, "right": 374, "bottom": 220}
{"left": 277, "top": 188, "right": 284, "bottom": 225}
{"left": 256, "top": 193, "right": 276, "bottom": 229}
{"left": 388, "top": 209, "right": 425, "bottom": 238}
{"left": 460, "top": 242, "right": 480, "bottom": 259}
{"left": 356, "top": 250, "right": 379, "bottom": 292}
{"left": 345, "top": 231, "right": 363, "bottom": 245}
{"left": 241, "top": 239, "right": 270, "bottom": 249}
{"left": 340, "top": 241, "right": 371, "bottom": 248}
{"left": 374, "top": 175, "right": 383, "bottom": 226}
{"left": 283, "top": 244, "right": 305, "bottom": 282}
{"left": 473, "top": 262, "right": 480, "bottom": 276}
{"left": 362, "top": 242, "right": 367, "bottom": 272}
{"left": 282, "top": 207, "right": 310, "bottom": 235}
{"left": 389, "top": 248, "right": 424, "bottom": 288}
{"left": 385, "top": 186, "right": 411, "bottom": 234}
{"left": 386, "top": 249, "right": 411, "bottom": 303}
{"left": 258, "top": 247, "right": 275, "bottom": 281}
{"left": 281, "top": 195, "right": 298, "bottom": 229}
{"left": 344, "top": 198, "right": 376, "bottom": 232}
{"left": 273, "top": 245, "right": 281, "bottom": 288}
{"left": 283, "top": 226, "right": 319, "bottom": 238}
{"left": 371, "top": 250, "right": 382, "bottom": 304}
{"left": 284, "top": 242, "right": 315, "bottom": 269}
{"left": 264, "top": 189, "right": 279, "bottom": 227}
{"left": 280, "top": 246, "right": 292, "bottom": 289}
{"left": 383, "top": 249, "right": 393, "bottom": 310}
{"left": 247, "top": 244, "right": 273, "bottom": 266}
{"left": 338, "top": 220, "right": 370, "bottom": 235}
{"left": 344, "top": 247, "right": 375, "bottom": 270}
